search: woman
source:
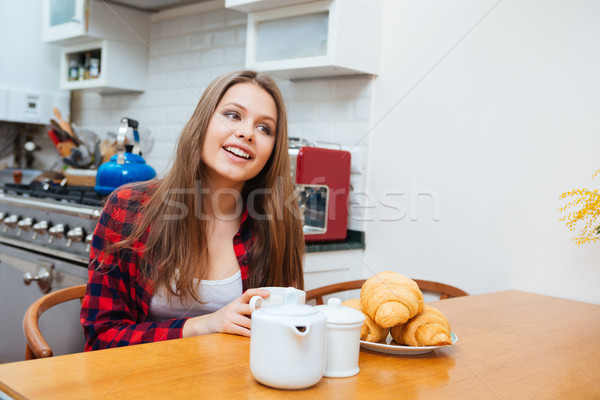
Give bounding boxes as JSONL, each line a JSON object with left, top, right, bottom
{"left": 81, "top": 70, "right": 305, "bottom": 350}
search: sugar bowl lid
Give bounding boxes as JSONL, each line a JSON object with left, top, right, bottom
{"left": 315, "top": 298, "right": 365, "bottom": 325}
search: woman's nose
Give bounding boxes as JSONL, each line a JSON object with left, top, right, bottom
{"left": 235, "top": 125, "right": 254, "bottom": 142}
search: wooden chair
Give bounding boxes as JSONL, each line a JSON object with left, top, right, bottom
{"left": 23, "top": 284, "right": 87, "bottom": 360}
{"left": 306, "top": 279, "right": 468, "bottom": 305}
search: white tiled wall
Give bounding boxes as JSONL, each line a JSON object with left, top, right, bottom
{"left": 72, "top": 4, "right": 372, "bottom": 231}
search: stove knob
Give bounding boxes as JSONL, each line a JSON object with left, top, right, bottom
{"left": 3, "top": 214, "right": 19, "bottom": 232}
{"left": 23, "top": 263, "right": 53, "bottom": 294}
{"left": 32, "top": 220, "right": 50, "bottom": 240}
{"left": 85, "top": 233, "right": 94, "bottom": 252}
{"left": 66, "top": 227, "right": 84, "bottom": 247}
{"left": 48, "top": 224, "right": 66, "bottom": 243}
{"left": 17, "top": 217, "right": 34, "bottom": 236}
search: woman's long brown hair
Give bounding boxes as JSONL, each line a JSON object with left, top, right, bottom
{"left": 111, "top": 70, "right": 304, "bottom": 302}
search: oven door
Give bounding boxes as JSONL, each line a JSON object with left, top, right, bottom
{"left": 0, "top": 243, "right": 88, "bottom": 363}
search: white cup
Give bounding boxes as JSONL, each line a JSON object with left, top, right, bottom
{"left": 249, "top": 286, "right": 306, "bottom": 312}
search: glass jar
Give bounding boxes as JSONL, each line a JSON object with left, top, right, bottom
{"left": 68, "top": 60, "right": 79, "bottom": 81}
{"left": 89, "top": 58, "right": 100, "bottom": 79}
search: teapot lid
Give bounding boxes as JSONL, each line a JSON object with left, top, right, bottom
{"left": 261, "top": 303, "right": 322, "bottom": 317}
{"left": 315, "top": 298, "right": 365, "bottom": 325}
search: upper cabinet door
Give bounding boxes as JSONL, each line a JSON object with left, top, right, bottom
{"left": 42, "top": 0, "right": 88, "bottom": 43}
{"left": 41, "top": 0, "right": 150, "bottom": 45}
{"left": 242, "top": 0, "right": 382, "bottom": 80}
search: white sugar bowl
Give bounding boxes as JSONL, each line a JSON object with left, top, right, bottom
{"left": 250, "top": 302, "right": 327, "bottom": 389}
{"left": 316, "top": 298, "right": 366, "bottom": 378}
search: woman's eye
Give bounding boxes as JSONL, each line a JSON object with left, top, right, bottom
{"left": 257, "top": 125, "right": 272, "bottom": 135}
{"left": 225, "top": 111, "right": 240, "bottom": 120}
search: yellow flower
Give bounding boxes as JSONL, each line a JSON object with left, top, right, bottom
{"left": 559, "top": 169, "right": 600, "bottom": 245}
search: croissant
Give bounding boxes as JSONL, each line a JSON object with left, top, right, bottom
{"left": 342, "top": 299, "right": 389, "bottom": 343}
{"left": 360, "top": 271, "right": 424, "bottom": 328}
{"left": 390, "top": 305, "right": 452, "bottom": 346}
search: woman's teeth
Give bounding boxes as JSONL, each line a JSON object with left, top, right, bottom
{"left": 224, "top": 146, "right": 250, "bottom": 159}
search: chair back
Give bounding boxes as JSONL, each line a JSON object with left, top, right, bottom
{"left": 23, "top": 284, "right": 87, "bottom": 360}
{"left": 306, "top": 279, "right": 468, "bottom": 305}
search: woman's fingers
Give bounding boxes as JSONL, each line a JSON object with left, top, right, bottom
{"left": 238, "top": 304, "right": 252, "bottom": 316}
{"left": 240, "top": 288, "right": 270, "bottom": 303}
{"left": 220, "top": 307, "right": 252, "bottom": 336}
{"left": 229, "top": 313, "right": 252, "bottom": 331}
{"left": 206, "top": 289, "right": 271, "bottom": 337}
{"left": 226, "top": 323, "right": 251, "bottom": 337}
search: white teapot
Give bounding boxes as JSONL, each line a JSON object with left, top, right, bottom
{"left": 250, "top": 294, "right": 327, "bottom": 389}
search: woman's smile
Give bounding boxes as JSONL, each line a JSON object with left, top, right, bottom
{"left": 222, "top": 144, "right": 253, "bottom": 160}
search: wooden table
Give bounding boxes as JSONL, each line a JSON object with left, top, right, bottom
{"left": 1, "top": 290, "right": 599, "bottom": 399}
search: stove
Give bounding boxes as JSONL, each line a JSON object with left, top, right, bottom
{"left": 0, "top": 181, "right": 104, "bottom": 362}
{"left": 0, "top": 182, "right": 104, "bottom": 265}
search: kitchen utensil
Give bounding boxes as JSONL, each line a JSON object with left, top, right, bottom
{"left": 250, "top": 297, "right": 327, "bottom": 389}
{"left": 47, "top": 128, "right": 62, "bottom": 147}
{"left": 93, "top": 141, "right": 103, "bottom": 168}
{"left": 63, "top": 145, "right": 92, "bottom": 169}
{"left": 315, "top": 298, "right": 365, "bottom": 378}
{"left": 52, "top": 107, "right": 80, "bottom": 146}
{"left": 49, "top": 120, "right": 73, "bottom": 143}
{"left": 94, "top": 117, "right": 156, "bottom": 195}
{"left": 99, "top": 139, "right": 118, "bottom": 164}
{"left": 57, "top": 141, "right": 76, "bottom": 158}
{"left": 249, "top": 287, "right": 306, "bottom": 311}
{"left": 71, "top": 125, "right": 99, "bottom": 149}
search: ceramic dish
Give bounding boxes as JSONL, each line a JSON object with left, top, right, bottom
{"left": 360, "top": 332, "right": 458, "bottom": 355}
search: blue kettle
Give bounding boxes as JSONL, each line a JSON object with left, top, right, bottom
{"left": 95, "top": 117, "right": 156, "bottom": 195}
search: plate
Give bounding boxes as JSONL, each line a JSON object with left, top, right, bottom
{"left": 360, "top": 332, "right": 458, "bottom": 355}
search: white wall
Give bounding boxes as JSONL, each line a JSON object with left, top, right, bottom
{"left": 0, "top": 1, "right": 62, "bottom": 93}
{"left": 364, "top": 0, "right": 600, "bottom": 303}
{"left": 0, "top": 1, "right": 69, "bottom": 169}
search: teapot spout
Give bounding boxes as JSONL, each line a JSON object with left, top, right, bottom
{"left": 288, "top": 324, "right": 311, "bottom": 337}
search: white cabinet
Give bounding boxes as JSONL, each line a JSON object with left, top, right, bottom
{"left": 237, "top": 0, "right": 382, "bottom": 79}
{"left": 60, "top": 40, "right": 147, "bottom": 94}
{"left": 42, "top": 0, "right": 150, "bottom": 93}
{"left": 225, "top": 0, "right": 314, "bottom": 13}
{"left": 42, "top": 0, "right": 150, "bottom": 45}
{"left": 0, "top": 2, "right": 70, "bottom": 124}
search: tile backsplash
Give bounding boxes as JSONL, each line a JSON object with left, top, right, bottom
{"left": 72, "top": 6, "right": 371, "bottom": 231}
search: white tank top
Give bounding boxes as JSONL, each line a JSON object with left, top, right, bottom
{"left": 148, "top": 271, "right": 243, "bottom": 322}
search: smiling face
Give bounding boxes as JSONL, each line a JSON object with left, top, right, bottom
{"left": 201, "top": 82, "right": 277, "bottom": 191}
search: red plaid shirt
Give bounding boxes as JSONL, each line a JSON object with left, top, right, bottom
{"left": 80, "top": 183, "right": 254, "bottom": 351}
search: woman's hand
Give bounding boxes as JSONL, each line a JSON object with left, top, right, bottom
{"left": 182, "top": 288, "right": 270, "bottom": 338}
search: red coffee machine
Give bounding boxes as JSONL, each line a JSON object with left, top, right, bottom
{"left": 289, "top": 138, "right": 351, "bottom": 242}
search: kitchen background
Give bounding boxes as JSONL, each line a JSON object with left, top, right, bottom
{"left": 1, "top": 0, "right": 599, "bottom": 305}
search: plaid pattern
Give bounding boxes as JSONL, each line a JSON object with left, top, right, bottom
{"left": 80, "top": 183, "right": 254, "bottom": 351}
